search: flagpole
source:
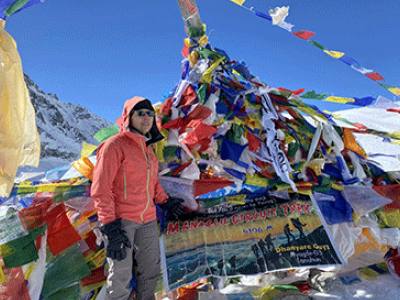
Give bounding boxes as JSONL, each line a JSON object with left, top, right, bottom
{"left": 177, "top": 0, "right": 204, "bottom": 38}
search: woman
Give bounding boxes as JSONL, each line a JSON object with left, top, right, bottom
{"left": 91, "top": 96, "right": 182, "bottom": 300}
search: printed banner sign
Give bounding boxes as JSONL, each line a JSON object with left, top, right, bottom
{"left": 161, "top": 194, "right": 342, "bottom": 290}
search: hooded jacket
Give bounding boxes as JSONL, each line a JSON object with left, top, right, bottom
{"left": 91, "top": 96, "right": 168, "bottom": 225}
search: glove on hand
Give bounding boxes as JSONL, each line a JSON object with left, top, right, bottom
{"left": 100, "top": 218, "right": 132, "bottom": 261}
{"left": 161, "top": 197, "right": 186, "bottom": 219}
{"left": 157, "top": 198, "right": 186, "bottom": 233}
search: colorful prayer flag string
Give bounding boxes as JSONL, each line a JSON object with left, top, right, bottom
{"left": 300, "top": 90, "right": 378, "bottom": 107}
{"left": 227, "top": 1, "right": 400, "bottom": 98}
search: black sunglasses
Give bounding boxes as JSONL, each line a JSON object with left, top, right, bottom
{"left": 134, "top": 110, "right": 155, "bottom": 117}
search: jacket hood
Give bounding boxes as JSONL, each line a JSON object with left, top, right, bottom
{"left": 116, "top": 96, "right": 164, "bottom": 145}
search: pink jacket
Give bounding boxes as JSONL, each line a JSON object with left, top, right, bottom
{"left": 91, "top": 97, "right": 168, "bottom": 225}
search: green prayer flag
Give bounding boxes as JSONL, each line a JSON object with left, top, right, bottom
{"left": 2, "top": 226, "right": 45, "bottom": 268}
{"left": 198, "top": 48, "right": 222, "bottom": 60}
{"left": 94, "top": 125, "right": 119, "bottom": 143}
{"left": 273, "top": 284, "right": 300, "bottom": 291}
{"left": 163, "top": 146, "right": 180, "bottom": 162}
{"left": 5, "top": 0, "right": 29, "bottom": 17}
{"left": 301, "top": 90, "right": 327, "bottom": 100}
{"left": 226, "top": 123, "right": 244, "bottom": 144}
{"left": 187, "top": 25, "right": 205, "bottom": 39}
{"left": 43, "top": 284, "right": 80, "bottom": 300}
{"left": 41, "top": 245, "right": 90, "bottom": 298}
{"left": 287, "top": 141, "right": 300, "bottom": 159}
{"left": 53, "top": 184, "right": 89, "bottom": 202}
{"left": 197, "top": 84, "right": 207, "bottom": 104}
{"left": 309, "top": 40, "right": 325, "bottom": 50}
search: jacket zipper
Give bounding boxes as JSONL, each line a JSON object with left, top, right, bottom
{"left": 140, "top": 141, "right": 151, "bottom": 223}
{"left": 123, "top": 166, "right": 127, "bottom": 201}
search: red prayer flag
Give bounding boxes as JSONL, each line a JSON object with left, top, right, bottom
{"left": 45, "top": 203, "right": 81, "bottom": 255}
{"left": 84, "top": 231, "right": 98, "bottom": 251}
{"left": 181, "top": 44, "right": 189, "bottom": 57}
{"left": 178, "top": 85, "right": 198, "bottom": 107}
{"left": 365, "top": 72, "right": 384, "bottom": 81}
{"left": 162, "top": 117, "right": 184, "bottom": 130}
{"left": 387, "top": 107, "right": 400, "bottom": 114}
{"left": 373, "top": 184, "right": 400, "bottom": 209}
{"left": 193, "top": 177, "right": 234, "bottom": 197}
{"left": 277, "top": 87, "right": 305, "bottom": 95}
{"left": 246, "top": 131, "right": 261, "bottom": 152}
{"left": 19, "top": 198, "right": 52, "bottom": 230}
{"left": 162, "top": 105, "right": 212, "bottom": 133}
{"left": 81, "top": 266, "right": 106, "bottom": 286}
{"left": 187, "top": 105, "right": 212, "bottom": 122}
{"left": 293, "top": 30, "right": 315, "bottom": 40}
{"left": 182, "top": 121, "right": 216, "bottom": 147}
{"left": 160, "top": 97, "right": 173, "bottom": 117}
{"left": 352, "top": 123, "right": 368, "bottom": 132}
{"left": 171, "top": 161, "right": 193, "bottom": 176}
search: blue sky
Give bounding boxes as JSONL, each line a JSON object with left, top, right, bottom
{"left": 6, "top": 0, "right": 400, "bottom": 122}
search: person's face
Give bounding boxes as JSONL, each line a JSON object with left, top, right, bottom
{"left": 129, "top": 109, "right": 154, "bottom": 135}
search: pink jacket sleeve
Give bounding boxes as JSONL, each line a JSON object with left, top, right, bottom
{"left": 91, "top": 140, "right": 123, "bottom": 224}
{"left": 154, "top": 178, "right": 168, "bottom": 204}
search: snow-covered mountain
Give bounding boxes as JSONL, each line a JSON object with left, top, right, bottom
{"left": 25, "top": 75, "right": 111, "bottom": 170}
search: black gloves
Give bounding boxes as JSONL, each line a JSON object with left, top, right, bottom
{"left": 100, "top": 218, "right": 132, "bottom": 261}
{"left": 161, "top": 197, "right": 186, "bottom": 219}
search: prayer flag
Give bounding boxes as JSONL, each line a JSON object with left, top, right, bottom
{"left": 339, "top": 56, "right": 361, "bottom": 68}
{"left": 45, "top": 204, "right": 81, "bottom": 255}
{"left": 325, "top": 96, "right": 355, "bottom": 104}
{"left": 230, "top": 0, "right": 245, "bottom": 5}
{"left": 388, "top": 86, "right": 400, "bottom": 96}
{"left": 293, "top": 30, "right": 315, "bottom": 40}
{"left": 323, "top": 50, "right": 345, "bottom": 59}
{"left": 365, "top": 72, "right": 384, "bottom": 81}
{"left": 301, "top": 90, "right": 327, "bottom": 100}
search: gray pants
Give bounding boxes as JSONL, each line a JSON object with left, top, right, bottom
{"left": 104, "top": 220, "right": 160, "bottom": 300}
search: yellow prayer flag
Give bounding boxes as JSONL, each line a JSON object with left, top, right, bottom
{"left": 72, "top": 156, "right": 94, "bottom": 180}
{"left": 232, "top": 69, "right": 241, "bottom": 77}
{"left": 24, "top": 263, "right": 35, "bottom": 280}
{"left": 297, "top": 188, "right": 313, "bottom": 196}
{"left": 285, "top": 135, "right": 295, "bottom": 144}
{"left": 0, "top": 21, "right": 40, "bottom": 197}
{"left": 245, "top": 174, "right": 269, "bottom": 187}
{"left": 233, "top": 117, "right": 244, "bottom": 126}
{"left": 391, "top": 139, "right": 400, "bottom": 145}
{"left": 390, "top": 132, "right": 400, "bottom": 139}
{"left": 388, "top": 87, "right": 400, "bottom": 96}
{"left": 331, "top": 183, "right": 344, "bottom": 191}
{"left": 0, "top": 244, "right": 14, "bottom": 257}
{"left": 226, "top": 194, "right": 246, "bottom": 205}
{"left": 246, "top": 114, "right": 263, "bottom": 130}
{"left": 359, "top": 267, "right": 380, "bottom": 280}
{"left": 323, "top": 50, "right": 345, "bottom": 59}
{"left": 343, "top": 128, "right": 367, "bottom": 157}
{"left": 325, "top": 96, "right": 355, "bottom": 104}
{"left": 85, "top": 248, "right": 106, "bottom": 269}
{"left": 230, "top": 0, "right": 246, "bottom": 5}
{"left": 36, "top": 182, "right": 70, "bottom": 193}
{"left": 0, "top": 264, "right": 5, "bottom": 284}
{"left": 306, "top": 158, "right": 325, "bottom": 176}
{"left": 80, "top": 142, "right": 97, "bottom": 158}
{"left": 198, "top": 34, "right": 209, "bottom": 47}
{"left": 377, "top": 210, "right": 400, "bottom": 228}
{"left": 154, "top": 139, "right": 166, "bottom": 162}
{"left": 201, "top": 57, "right": 224, "bottom": 84}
